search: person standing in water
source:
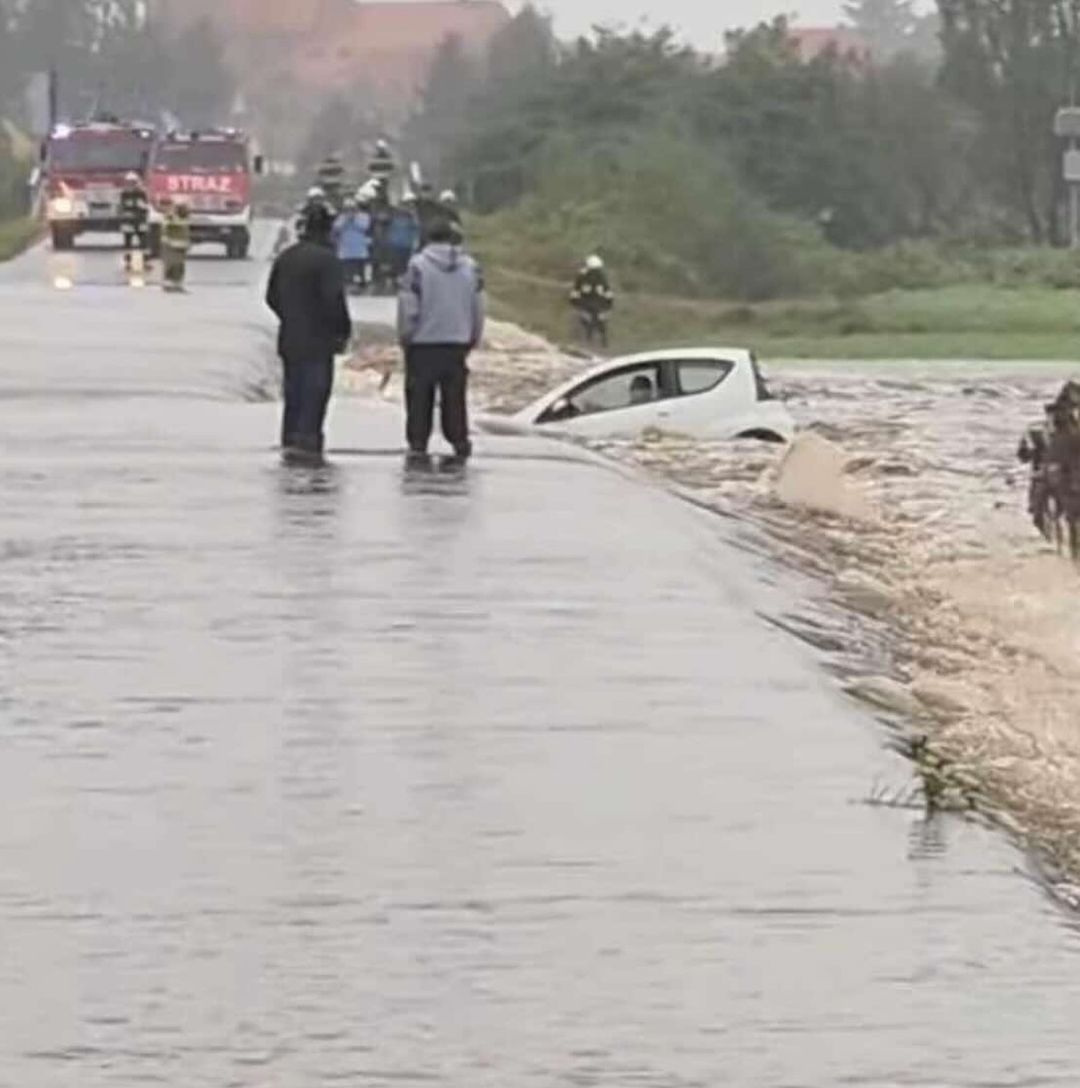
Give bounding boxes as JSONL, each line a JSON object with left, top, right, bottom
{"left": 396, "top": 217, "right": 485, "bottom": 465}
{"left": 266, "top": 202, "right": 352, "bottom": 461}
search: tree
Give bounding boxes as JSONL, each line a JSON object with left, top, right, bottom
{"left": 166, "top": 17, "right": 234, "bottom": 127}
{"left": 938, "top": 0, "right": 1080, "bottom": 242}
{"left": 0, "top": 0, "right": 22, "bottom": 110}
{"left": 843, "top": 0, "right": 920, "bottom": 57}
{"left": 697, "top": 18, "right": 973, "bottom": 247}
{"left": 408, "top": 33, "right": 478, "bottom": 183}
{"left": 486, "top": 4, "right": 556, "bottom": 85}
{"left": 299, "top": 95, "right": 357, "bottom": 170}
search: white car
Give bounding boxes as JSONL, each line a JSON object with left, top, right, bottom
{"left": 478, "top": 348, "right": 795, "bottom": 443}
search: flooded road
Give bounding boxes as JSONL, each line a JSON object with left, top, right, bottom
{"left": 3, "top": 235, "right": 1080, "bottom": 1085}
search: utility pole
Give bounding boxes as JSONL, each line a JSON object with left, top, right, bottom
{"left": 1054, "top": 107, "right": 1080, "bottom": 249}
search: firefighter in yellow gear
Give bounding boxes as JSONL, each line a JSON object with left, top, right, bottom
{"left": 162, "top": 201, "right": 192, "bottom": 292}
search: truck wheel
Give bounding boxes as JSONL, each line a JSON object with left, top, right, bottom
{"left": 50, "top": 225, "right": 74, "bottom": 251}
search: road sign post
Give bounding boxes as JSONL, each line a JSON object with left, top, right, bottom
{"left": 1054, "top": 108, "right": 1080, "bottom": 248}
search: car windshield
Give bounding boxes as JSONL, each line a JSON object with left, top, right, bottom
{"left": 48, "top": 136, "right": 150, "bottom": 172}
{"left": 152, "top": 143, "right": 246, "bottom": 173}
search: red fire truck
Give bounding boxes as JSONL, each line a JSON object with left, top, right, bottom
{"left": 147, "top": 129, "right": 263, "bottom": 260}
{"left": 42, "top": 120, "right": 156, "bottom": 250}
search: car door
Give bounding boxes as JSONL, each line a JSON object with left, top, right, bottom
{"left": 667, "top": 357, "right": 741, "bottom": 434}
{"left": 533, "top": 360, "right": 675, "bottom": 437}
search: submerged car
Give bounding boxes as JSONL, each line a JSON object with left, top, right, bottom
{"left": 477, "top": 348, "right": 795, "bottom": 443}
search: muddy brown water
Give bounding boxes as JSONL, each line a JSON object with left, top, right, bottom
{"left": 3, "top": 237, "right": 1080, "bottom": 1084}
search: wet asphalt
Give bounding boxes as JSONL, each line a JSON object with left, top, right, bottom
{"left": 1, "top": 229, "right": 1080, "bottom": 1085}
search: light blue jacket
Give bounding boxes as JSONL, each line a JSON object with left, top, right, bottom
{"left": 333, "top": 211, "right": 371, "bottom": 261}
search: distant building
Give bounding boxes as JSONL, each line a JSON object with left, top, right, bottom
{"left": 787, "top": 27, "right": 872, "bottom": 65}
{"left": 152, "top": 0, "right": 510, "bottom": 118}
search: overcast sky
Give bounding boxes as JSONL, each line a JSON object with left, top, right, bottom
{"left": 498, "top": 1, "right": 934, "bottom": 47}
{"left": 526, "top": 1, "right": 850, "bottom": 45}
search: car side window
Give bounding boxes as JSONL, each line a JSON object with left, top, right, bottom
{"left": 540, "top": 363, "right": 664, "bottom": 422}
{"left": 676, "top": 360, "right": 734, "bottom": 396}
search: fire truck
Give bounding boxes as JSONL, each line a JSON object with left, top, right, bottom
{"left": 42, "top": 120, "right": 156, "bottom": 250}
{"left": 147, "top": 129, "right": 263, "bottom": 260}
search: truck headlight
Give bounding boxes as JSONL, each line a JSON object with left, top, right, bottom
{"left": 49, "top": 196, "right": 74, "bottom": 216}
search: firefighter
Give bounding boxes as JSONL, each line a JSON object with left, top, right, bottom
{"left": 415, "top": 183, "right": 443, "bottom": 248}
{"left": 161, "top": 200, "right": 192, "bottom": 293}
{"left": 439, "top": 189, "right": 460, "bottom": 220}
{"left": 368, "top": 138, "right": 395, "bottom": 186}
{"left": 316, "top": 153, "right": 346, "bottom": 211}
{"left": 368, "top": 183, "right": 395, "bottom": 295}
{"left": 569, "top": 255, "right": 614, "bottom": 347}
{"left": 266, "top": 202, "right": 352, "bottom": 460}
{"left": 119, "top": 171, "right": 149, "bottom": 270}
{"left": 438, "top": 189, "right": 463, "bottom": 243}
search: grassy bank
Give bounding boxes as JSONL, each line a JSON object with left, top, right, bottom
{"left": 0, "top": 218, "right": 40, "bottom": 262}
{"left": 478, "top": 263, "right": 1080, "bottom": 362}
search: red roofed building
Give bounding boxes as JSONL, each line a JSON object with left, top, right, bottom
{"left": 154, "top": 0, "right": 510, "bottom": 116}
{"left": 787, "top": 27, "right": 872, "bottom": 65}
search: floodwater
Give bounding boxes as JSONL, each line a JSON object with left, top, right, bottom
{"left": 2, "top": 233, "right": 1080, "bottom": 1086}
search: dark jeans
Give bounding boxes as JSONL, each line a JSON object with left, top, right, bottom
{"left": 341, "top": 258, "right": 368, "bottom": 288}
{"left": 281, "top": 351, "right": 335, "bottom": 452}
{"left": 121, "top": 224, "right": 146, "bottom": 251}
{"left": 404, "top": 345, "right": 471, "bottom": 456}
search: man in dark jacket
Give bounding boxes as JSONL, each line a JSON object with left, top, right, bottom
{"left": 397, "top": 218, "right": 485, "bottom": 464}
{"left": 266, "top": 203, "right": 352, "bottom": 459}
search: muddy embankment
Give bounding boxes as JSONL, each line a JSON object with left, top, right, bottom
{"left": 344, "top": 325, "right": 1080, "bottom": 892}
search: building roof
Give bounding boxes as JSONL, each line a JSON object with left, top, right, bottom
{"left": 157, "top": 0, "right": 511, "bottom": 105}
{"left": 295, "top": 1, "right": 510, "bottom": 91}
{"left": 788, "top": 27, "right": 872, "bottom": 63}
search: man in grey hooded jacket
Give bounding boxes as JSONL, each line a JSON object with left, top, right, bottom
{"left": 396, "top": 218, "right": 485, "bottom": 462}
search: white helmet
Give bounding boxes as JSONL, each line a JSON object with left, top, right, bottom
{"left": 307, "top": 185, "right": 325, "bottom": 200}
{"left": 402, "top": 188, "right": 416, "bottom": 204}
{"left": 125, "top": 171, "right": 141, "bottom": 184}
{"left": 376, "top": 138, "right": 389, "bottom": 153}
{"left": 585, "top": 254, "right": 604, "bottom": 271}
{"left": 439, "top": 189, "right": 458, "bottom": 205}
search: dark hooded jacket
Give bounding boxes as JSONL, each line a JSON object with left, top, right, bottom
{"left": 397, "top": 242, "right": 485, "bottom": 348}
{"left": 266, "top": 238, "right": 352, "bottom": 359}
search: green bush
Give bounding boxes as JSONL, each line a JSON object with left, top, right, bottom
{"left": 0, "top": 128, "right": 25, "bottom": 220}
{"left": 476, "top": 128, "right": 843, "bottom": 301}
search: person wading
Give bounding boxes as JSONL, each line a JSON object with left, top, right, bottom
{"left": 266, "top": 203, "right": 352, "bottom": 461}
{"left": 396, "top": 218, "right": 485, "bottom": 465}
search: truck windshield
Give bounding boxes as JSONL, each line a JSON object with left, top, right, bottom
{"left": 48, "top": 136, "right": 150, "bottom": 172}
{"left": 153, "top": 143, "right": 246, "bottom": 173}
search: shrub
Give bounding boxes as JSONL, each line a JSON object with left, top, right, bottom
{"left": 476, "top": 128, "right": 843, "bottom": 301}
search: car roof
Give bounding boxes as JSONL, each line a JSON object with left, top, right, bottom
{"left": 572, "top": 347, "right": 752, "bottom": 384}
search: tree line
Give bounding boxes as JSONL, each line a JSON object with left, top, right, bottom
{"left": 406, "top": 0, "right": 1080, "bottom": 256}
{"left": 0, "top": 1, "right": 234, "bottom": 133}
